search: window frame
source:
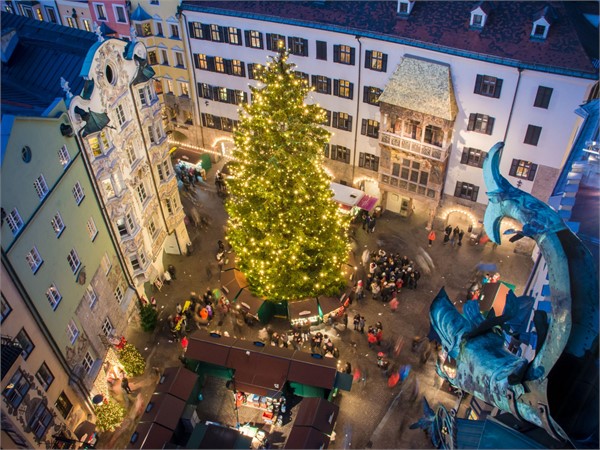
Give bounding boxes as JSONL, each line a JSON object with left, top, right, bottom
{"left": 102, "top": 317, "right": 114, "bottom": 337}
{"left": 534, "top": 86, "right": 553, "bottom": 109}
{"left": 454, "top": 181, "right": 480, "bottom": 201}
{"left": 82, "top": 352, "right": 94, "bottom": 374}
{"left": 361, "top": 119, "right": 380, "bottom": 138}
{"left": 358, "top": 152, "right": 380, "bottom": 171}
{"left": 113, "top": 4, "right": 127, "bottom": 23}
{"left": 329, "top": 145, "right": 351, "bottom": 164}
{"left": 1, "top": 295, "right": 12, "bottom": 323}
{"left": 26, "top": 246, "right": 44, "bottom": 273}
{"left": 467, "top": 113, "right": 495, "bottom": 135}
{"left": 4, "top": 369, "right": 31, "bottom": 407}
{"left": 34, "top": 174, "right": 49, "bottom": 200}
{"left": 67, "top": 248, "right": 81, "bottom": 274}
{"left": 16, "top": 328, "right": 35, "bottom": 359}
{"left": 35, "top": 362, "right": 55, "bottom": 391}
{"left": 363, "top": 86, "right": 382, "bottom": 106}
{"left": 333, "top": 44, "right": 355, "bottom": 65}
{"left": 332, "top": 112, "right": 353, "bottom": 132}
{"left": 7, "top": 208, "right": 24, "bottom": 235}
{"left": 46, "top": 283, "right": 62, "bottom": 310}
{"left": 73, "top": 182, "right": 85, "bottom": 205}
{"left": 524, "top": 125, "right": 542, "bottom": 146}
{"left": 86, "top": 284, "right": 98, "bottom": 309}
{"left": 312, "top": 75, "right": 331, "bottom": 95}
{"left": 474, "top": 74, "right": 503, "bottom": 98}
{"left": 87, "top": 217, "right": 98, "bottom": 241}
{"left": 245, "top": 30, "right": 264, "bottom": 49}
{"left": 93, "top": 3, "right": 107, "bottom": 21}
{"left": 316, "top": 40, "right": 327, "bottom": 60}
{"left": 116, "top": 104, "right": 126, "bottom": 127}
{"left": 460, "top": 147, "right": 487, "bottom": 168}
{"left": 58, "top": 145, "right": 71, "bottom": 167}
{"left": 365, "top": 50, "right": 387, "bottom": 72}
{"left": 67, "top": 320, "right": 79, "bottom": 345}
{"left": 29, "top": 402, "right": 53, "bottom": 440}
{"left": 174, "top": 51, "right": 185, "bottom": 68}
{"left": 55, "top": 392, "right": 73, "bottom": 419}
{"left": 509, "top": 159, "right": 538, "bottom": 181}
{"left": 170, "top": 23, "right": 180, "bottom": 39}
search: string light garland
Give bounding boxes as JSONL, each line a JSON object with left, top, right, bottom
{"left": 225, "top": 49, "right": 350, "bottom": 302}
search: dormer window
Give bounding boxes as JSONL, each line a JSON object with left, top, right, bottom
{"left": 397, "top": 0, "right": 415, "bottom": 16}
{"left": 470, "top": 3, "right": 489, "bottom": 29}
{"left": 531, "top": 5, "right": 556, "bottom": 40}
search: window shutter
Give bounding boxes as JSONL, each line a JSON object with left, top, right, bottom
{"left": 247, "top": 63, "right": 254, "bottom": 79}
{"left": 460, "top": 148, "right": 469, "bottom": 164}
{"left": 333, "top": 79, "right": 339, "bottom": 96}
{"left": 324, "top": 144, "right": 329, "bottom": 158}
{"left": 381, "top": 53, "right": 388, "bottom": 72}
{"left": 363, "top": 86, "right": 369, "bottom": 104}
{"left": 345, "top": 149, "right": 351, "bottom": 163}
{"left": 359, "top": 153, "right": 365, "bottom": 167}
{"left": 207, "top": 56, "right": 215, "bottom": 72}
{"left": 288, "top": 36, "right": 293, "bottom": 52}
{"left": 219, "top": 26, "right": 228, "bottom": 43}
{"left": 333, "top": 44, "right": 340, "bottom": 62}
{"left": 467, "top": 114, "right": 476, "bottom": 131}
{"left": 239, "top": 63, "right": 246, "bottom": 78}
{"left": 528, "top": 164, "right": 538, "bottom": 181}
{"left": 201, "top": 24, "right": 211, "bottom": 40}
{"left": 326, "top": 78, "right": 332, "bottom": 94}
{"left": 212, "top": 86, "right": 220, "bottom": 101}
{"left": 332, "top": 112, "right": 339, "bottom": 128}
{"left": 227, "top": 89, "right": 235, "bottom": 104}
{"left": 365, "top": 50, "right": 372, "bottom": 69}
{"left": 325, "top": 110, "right": 331, "bottom": 126}
{"left": 188, "top": 22, "right": 195, "bottom": 38}
{"left": 214, "top": 116, "right": 222, "bottom": 130}
{"left": 361, "top": 119, "right": 367, "bottom": 135}
{"left": 235, "top": 29, "right": 242, "bottom": 45}
{"left": 302, "top": 38, "right": 308, "bottom": 56}
{"left": 201, "top": 113, "right": 207, "bottom": 127}
{"left": 193, "top": 54, "right": 199, "bottom": 69}
{"left": 474, "top": 75, "right": 483, "bottom": 94}
{"left": 197, "top": 82, "right": 202, "bottom": 97}
{"left": 244, "top": 30, "right": 251, "bottom": 47}
{"left": 374, "top": 157, "right": 380, "bottom": 171}
{"left": 486, "top": 117, "right": 495, "bottom": 135}
{"left": 350, "top": 47, "right": 356, "bottom": 65}
{"left": 493, "top": 78, "right": 503, "bottom": 98}
{"left": 454, "top": 182, "right": 462, "bottom": 197}
{"left": 311, "top": 75, "right": 317, "bottom": 88}
{"left": 348, "top": 115, "right": 353, "bottom": 132}
{"left": 224, "top": 59, "right": 232, "bottom": 75}
{"left": 349, "top": 82, "right": 354, "bottom": 100}
{"left": 316, "top": 41, "right": 327, "bottom": 60}
{"left": 472, "top": 186, "right": 479, "bottom": 201}
{"left": 509, "top": 159, "right": 518, "bottom": 176}
{"left": 266, "top": 33, "right": 272, "bottom": 50}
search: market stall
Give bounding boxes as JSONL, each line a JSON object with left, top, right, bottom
{"left": 139, "top": 392, "right": 187, "bottom": 432}
{"left": 235, "top": 288, "right": 270, "bottom": 324}
{"left": 294, "top": 397, "right": 339, "bottom": 435}
{"left": 220, "top": 268, "right": 246, "bottom": 296}
{"left": 155, "top": 366, "right": 198, "bottom": 403}
{"left": 318, "top": 296, "right": 345, "bottom": 322}
{"left": 288, "top": 298, "right": 320, "bottom": 326}
{"left": 284, "top": 426, "right": 331, "bottom": 449}
{"left": 288, "top": 351, "right": 337, "bottom": 391}
{"left": 127, "top": 422, "right": 173, "bottom": 450}
{"left": 330, "top": 182, "right": 378, "bottom": 215}
{"left": 185, "top": 422, "right": 252, "bottom": 449}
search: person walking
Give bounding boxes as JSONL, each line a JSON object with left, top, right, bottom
{"left": 342, "top": 312, "right": 349, "bottom": 329}
{"left": 359, "top": 316, "right": 366, "bottom": 333}
{"left": 443, "top": 225, "right": 452, "bottom": 244}
{"left": 458, "top": 229, "right": 465, "bottom": 246}
{"left": 427, "top": 229, "right": 436, "bottom": 247}
{"left": 353, "top": 314, "right": 360, "bottom": 331}
{"left": 389, "top": 296, "right": 399, "bottom": 312}
{"left": 368, "top": 215, "right": 376, "bottom": 233}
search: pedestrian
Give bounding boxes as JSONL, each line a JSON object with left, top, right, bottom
{"left": 368, "top": 215, "right": 376, "bottom": 233}
{"left": 121, "top": 375, "right": 132, "bottom": 394}
{"left": 458, "top": 229, "right": 465, "bottom": 246}
{"left": 361, "top": 212, "right": 368, "bottom": 230}
{"left": 344, "top": 362, "right": 352, "bottom": 374}
{"left": 444, "top": 225, "right": 452, "bottom": 244}
{"left": 427, "top": 229, "right": 436, "bottom": 247}
{"left": 176, "top": 303, "right": 182, "bottom": 314}
{"left": 389, "top": 296, "right": 399, "bottom": 312}
{"left": 281, "top": 332, "right": 289, "bottom": 348}
{"left": 342, "top": 312, "right": 348, "bottom": 329}
{"left": 359, "top": 316, "right": 366, "bottom": 333}
{"left": 301, "top": 320, "right": 311, "bottom": 341}
{"left": 451, "top": 226, "right": 459, "bottom": 247}
{"left": 353, "top": 313, "right": 360, "bottom": 331}
{"left": 181, "top": 335, "right": 189, "bottom": 353}
{"left": 367, "top": 331, "right": 378, "bottom": 349}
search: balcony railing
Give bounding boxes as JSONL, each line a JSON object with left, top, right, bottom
{"left": 380, "top": 131, "right": 450, "bottom": 162}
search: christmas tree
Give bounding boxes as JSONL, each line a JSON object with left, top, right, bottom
{"left": 226, "top": 50, "right": 350, "bottom": 302}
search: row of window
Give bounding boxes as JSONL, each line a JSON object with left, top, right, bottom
{"left": 147, "top": 48, "right": 186, "bottom": 69}
{"left": 473, "top": 75, "right": 553, "bottom": 109}
{"left": 3, "top": 182, "right": 84, "bottom": 236}
{"left": 201, "top": 113, "right": 240, "bottom": 132}
{"left": 197, "top": 83, "right": 248, "bottom": 105}
{"left": 194, "top": 54, "right": 246, "bottom": 77}
{"left": 134, "top": 20, "right": 180, "bottom": 40}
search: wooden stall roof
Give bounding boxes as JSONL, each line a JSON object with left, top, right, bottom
{"left": 235, "top": 288, "right": 264, "bottom": 315}
{"left": 284, "top": 426, "right": 330, "bottom": 449}
{"left": 140, "top": 392, "right": 187, "bottom": 431}
{"left": 154, "top": 366, "right": 198, "bottom": 402}
{"left": 294, "top": 397, "right": 340, "bottom": 434}
{"left": 288, "top": 351, "right": 337, "bottom": 390}
{"left": 318, "top": 296, "right": 343, "bottom": 316}
{"left": 187, "top": 331, "right": 236, "bottom": 367}
{"left": 127, "top": 421, "right": 173, "bottom": 449}
{"left": 288, "top": 298, "right": 319, "bottom": 319}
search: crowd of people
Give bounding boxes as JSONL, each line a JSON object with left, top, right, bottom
{"left": 361, "top": 249, "right": 422, "bottom": 303}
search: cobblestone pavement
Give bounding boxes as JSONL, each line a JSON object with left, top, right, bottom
{"left": 99, "top": 158, "right": 534, "bottom": 449}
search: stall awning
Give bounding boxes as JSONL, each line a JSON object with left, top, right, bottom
{"left": 289, "top": 382, "right": 326, "bottom": 398}
{"left": 154, "top": 366, "right": 198, "bottom": 402}
{"left": 235, "top": 288, "right": 264, "bottom": 316}
{"left": 356, "top": 195, "right": 378, "bottom": 212}
{"left": 220, "top": 268, "right": 247, "bottom": 296}
{"left": 128, "top": 422, "right": 173, "bottom": 450}
{"left": 140, "top": 393, "right": 186, "bottom": 431}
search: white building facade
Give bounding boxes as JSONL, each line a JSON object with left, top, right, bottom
{"left": 180, "top": 1, "right": 598, "bottom": 234}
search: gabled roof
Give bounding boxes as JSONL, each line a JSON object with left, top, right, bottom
{"left": 131, "top": 4, "right": 152, "bottom": 22}
{"left": 180, "top": 1, "right": 598, "bottom": 78}
{"left": 379, "top": 56, "right": 458, "bottom": 121}
{"left": 533, "top": 4, "right": 558, "bottom": 25}
{"left": 0, "top": 12, "right": 97, "bottom": 115}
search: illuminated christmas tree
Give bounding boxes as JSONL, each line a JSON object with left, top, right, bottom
{"left": 226, "top": 50, "right": 350, "bottom": 301}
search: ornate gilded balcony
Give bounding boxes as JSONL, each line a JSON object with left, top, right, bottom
{"left": 380, "top": 131, "right": 450, "bottom": 162}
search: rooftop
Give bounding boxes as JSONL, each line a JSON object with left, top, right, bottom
{"left": 181, "top": 1, "right": 599, "bottom": 78}
{"left": 1, "top": 12, "right": 97, "bottom": 116}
